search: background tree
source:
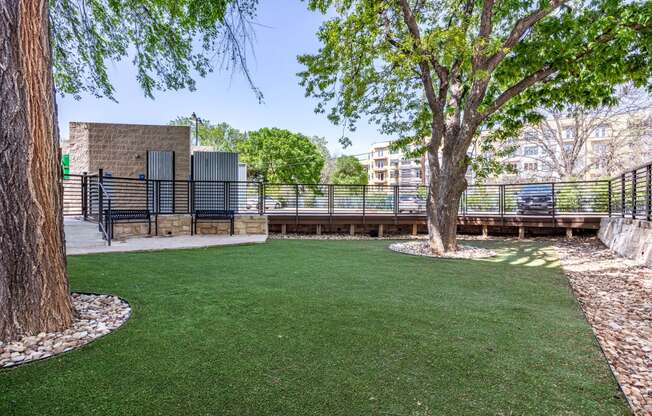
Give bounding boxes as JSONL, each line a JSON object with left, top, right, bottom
{"left": 238, "top": 128, "right": 326, "bottom": 183}
{"left": 1, "top": 0, "right": 259, "bottom": 341}
{"left": 170, "top": 117, "right": 245, "bottom": 151}
{"left": 299, "top": 0, "right": 651, "bottom": 253}
{"left": 331, "top": 156, "right": 369, "bottom": 185}
{"left": 518, "top": 86, "right": 652, "bottom": 179}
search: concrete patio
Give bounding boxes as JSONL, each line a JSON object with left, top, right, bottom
{"left": 64, "top": 218, "right": 266, "bottom": 255}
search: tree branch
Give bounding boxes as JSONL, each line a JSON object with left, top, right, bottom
{"left": 482, "top": 65, "right": 556, "bottom": 117}
{"left": 478, "top": 0, "right": 495, "bottom": 40}
{"left": 485, "top": 0, "right": 569, "bottom": 71}
{"left": 396, "top": 0, "right": 446, "bottom": 117}
{"left": 398, "top": 0, "right": 447, "bottom": 83}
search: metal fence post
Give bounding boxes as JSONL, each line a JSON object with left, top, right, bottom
{"left": 171, "top": 180, "right": 176, "bottom": 214}
{"left": 81, "top": 172, "right": 88, "bottom": 220}
{"left": 647, "top": 164, "right": 651, "bottom": 221}
{"left": 156, "top": 180, "right": 161, "bottom": 214}
{"left": 187, "top": 181, "right": 191, "bottom": 214}
{"left": 499, "top": 185, "right": 505, "bottom": 218}
{"left": 632, "top": 170, "right": 637, "bottom": 219}
{"left": 621, "top": 174, "right": 625, "bottom": 218}
{"left": 393, "top": 185, "right": 399, "bottom": 217}
{"left": 225, "top": 181, "right": 231, "bottom": 211}
{"left": 551, "top": 183, "right": 556, "bottom": 226}
{"left": 607, "top": 180, "right": 612, "bottom": 217}
{"left": 362, "top": 185, "right": 366, "bottom": 223}
{"left": 295, "top": 184, "right": 299, "bottom": 225}
{"left": 328, "top": 185, "right": 334, "bottom": 216}
{"left": 258, "top": 182, "right": 263, "bottom": 215}
{"left": 98, "top": 168, "right": 104, "bottom": 231}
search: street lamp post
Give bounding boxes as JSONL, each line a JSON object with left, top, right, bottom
{"left": 191, "top": 112, "right": 203, "bottom": 147}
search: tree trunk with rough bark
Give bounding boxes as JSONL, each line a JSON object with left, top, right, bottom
{"left": 425, "top": 127, "right": 470, "bottom": 255}
{"left": 0, "top": 0, "right": 75, "bottom": 341}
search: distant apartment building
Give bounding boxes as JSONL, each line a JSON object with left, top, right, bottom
{"left": 485, "top": 111, "right": 652, "bottom": 183}
{"left": 358, "top": 141, "right": 425, "bottom": 186}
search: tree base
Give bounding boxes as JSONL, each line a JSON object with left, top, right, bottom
{"left": 389, "top": 241, "right": 497, "bottom": 259}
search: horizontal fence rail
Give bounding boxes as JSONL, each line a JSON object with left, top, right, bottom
{"left": 609, "top": 161, "right": 652, "bottom": 220}
{"left": 61, "top": 173, "right": 642, "bottom": 222}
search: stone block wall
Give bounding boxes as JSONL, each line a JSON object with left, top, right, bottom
{"left": 111, "top": 214, "right": 268, "bottom": 239}
{"left": 65, "top": 122, "right": 191, "bottom": 179}
{"left": 111, "top": 222, "right": 153, "bottom": 239}
{"left": 598, "top": 217, "right": 652, "bottom": 266}
{"left": 156, "top": 214, "right": 192, "bottom": 237}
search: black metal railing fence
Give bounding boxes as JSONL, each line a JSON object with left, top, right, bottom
{"left": 61, "top": 161, "right": 652, "bottom": 221}
{"left": 609, "top": 161, "right": 652, "bottom": 220}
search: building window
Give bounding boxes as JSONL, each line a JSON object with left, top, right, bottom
{"left": 389, "top": 148, "right": 399, "bottom": 155}
{"left": 375, "top": 160, "right": 385, "bottom": 168}
{"left": 506, "top": 162, "right": 518, "bottom": 173}
{"left": 595, "top": 125, "right": 608, "bottom": 138}
{"left": 376, "top": 172, "right": 384, "bottom": 181}
{"left": 415, "top": 169, "right": 421, "bottom": 178}
{"left": 563, "top": 143, "right": 573, "bottom": 153}
{"left": 524, "top": 162, "right": 538, "bottom": 171}
{"left": 564, "top": 128, "right": 575, "bottom": 139}
{"left": 542, "top": 129, "right": 555, "bottom": 140}
{"left": 390, "top": 170, "right": 397, "bottom": 178}
{"left": 523, "top": 146, "right": 538, "bottom": 156}
{"left": 593, "top": 143, "right": 608, "bottom": 154}
{"left": 523, "top": 130, "right": 538, "bottom": 140}
{"left": 376, "top": 149, "right": 384, "bottom": 157}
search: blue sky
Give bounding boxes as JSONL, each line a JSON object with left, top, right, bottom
{"left": 57, "top": 0, "right": 386, "bottom": 156}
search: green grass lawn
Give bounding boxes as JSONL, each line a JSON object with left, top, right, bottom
{"left": 0, "top": 240, "right": 628, "bottom": 415}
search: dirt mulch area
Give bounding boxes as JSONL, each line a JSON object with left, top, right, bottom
{"left": 556, "top": 238, "right": 652, "bottom": 415}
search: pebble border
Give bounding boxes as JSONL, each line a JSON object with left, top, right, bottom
{"left": 0, "top": 293, "right": 131, "bottom": 369}
{"left": 388, "top": 240, "right": 497, "bottom": 260}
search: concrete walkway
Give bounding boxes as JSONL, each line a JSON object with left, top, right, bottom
{"left": 64, "top": 218, "right": 267, "bottom": 255}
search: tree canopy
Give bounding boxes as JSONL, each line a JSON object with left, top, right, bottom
{"left": 330, "top": 156, "right": 368, "bottom": 185}
{"left": 299, "top": 0, "right": 651, "bottom": 252}
{"left": 237, "top": 128, "right": 326, "bottom": 183}
{"left": 299, "top": 0, "right": 651, "bottom": 163}
{"left": 50, "top": 0, "right": 261, "bottom": 100}
{"left": 170, "top": 117, "right": 245, "bottom": 151}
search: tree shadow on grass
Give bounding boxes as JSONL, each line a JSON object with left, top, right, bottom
{"left": 460, "top": 238, "right": 560, "bottom": 270}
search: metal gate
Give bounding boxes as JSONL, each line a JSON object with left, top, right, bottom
{"left": 147, "top": 151, "right": 175, "bottom": 213}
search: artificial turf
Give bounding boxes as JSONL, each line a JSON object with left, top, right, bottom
{"left": 0, "top": 239, "right": 629, "bottom": 415}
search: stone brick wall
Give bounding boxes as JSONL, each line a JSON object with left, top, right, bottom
{"left": 66, "top": 122, "right": 191, "bottom": 179}
{"left": 156, "top": 214, "right": 192, "bottom": 237}
{"left": 112, "top": 214, "right": 268, "bottom": 239}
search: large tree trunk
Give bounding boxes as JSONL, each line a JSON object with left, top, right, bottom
{"left": 425, "top": 131, "right": 469, "bottom": 255}
{"left": 0, "top": 0, "right": 75, "bottom": 341}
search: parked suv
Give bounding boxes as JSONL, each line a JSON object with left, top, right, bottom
{"left": 516, "top": 184, "right": 553, "bottom": 215}
{"left": 398, "top": 194, "right": 426, "bottom": 213}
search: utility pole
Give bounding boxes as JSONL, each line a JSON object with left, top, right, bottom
{"left": 191, "top": 112, "right": 203, "bottom": 146}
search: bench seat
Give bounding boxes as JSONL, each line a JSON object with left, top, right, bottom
{"left": 192, "top": 210, "right": 235, "bottom": 235}
{"left": 104, "top": 209, "right": 152, "bottom": 239}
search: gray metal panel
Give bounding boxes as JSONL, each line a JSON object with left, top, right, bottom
{"left": 148, "top": 151, "right": 174, "bottom": 180}
{"left": 193, "top": 152, "right": 239, "bottom": 211}
{"left": 148, "top": 151, "right": 174, "bottom": 212}
{"left": 193, "top": 152, "right": 238, "bottom": 181}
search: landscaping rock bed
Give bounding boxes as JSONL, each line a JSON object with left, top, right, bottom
{"left": 388, "top": 241, "right": 497, "bottom": 259}
{"left": 556, "top": 238, "right": 652, "bottom": 415}
{"left": 0, "top": 293, "right": 130, "bottom": 368}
